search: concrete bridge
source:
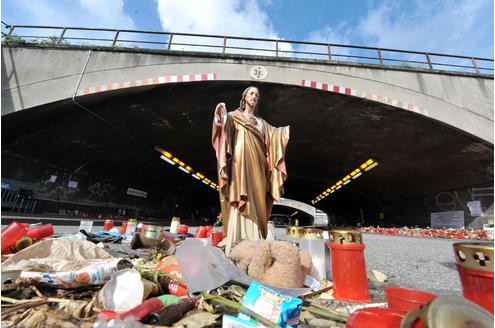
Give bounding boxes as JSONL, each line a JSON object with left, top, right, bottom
{"left": 1, "top": 39, "right": 493, "bottom": 226}
{"left": 2, "top": 45, "right": 493, "bottom": 143}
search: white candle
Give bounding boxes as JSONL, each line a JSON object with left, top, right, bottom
{"left": 311, "top": 253, "right": 326, "bottom": 281}
{"left": 170, "top": 217, "right": 180, "bottom": 234}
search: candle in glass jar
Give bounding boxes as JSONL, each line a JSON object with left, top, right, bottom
{"left": 170, "top": 217, "right": 180, "bottom": 234}
{"left": 103, "top": 220, "right": 114, "bottom": 231}
{"left": 125, "top": 219, "right": 138, "bottom": 235}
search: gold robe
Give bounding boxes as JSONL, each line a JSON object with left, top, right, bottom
{"left": 212, "top": 109, "right": 289, "bottom": 251}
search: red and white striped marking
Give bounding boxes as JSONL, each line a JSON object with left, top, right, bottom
{"left": 79, "top": 73, "right": 216, "bottom": 96}
{"left": 302, "top": 79, "right": 425, "bottom": 115}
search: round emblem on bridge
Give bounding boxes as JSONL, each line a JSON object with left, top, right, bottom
{"left": 250, "top": 65, "right": 267, "bottom": 80}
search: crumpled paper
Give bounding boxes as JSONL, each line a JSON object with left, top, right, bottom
{"left": 2, "top": 239, "right": 114, "bottom": 272}
{"left": 2, "top": 239, "right": 130, "bottom": 288}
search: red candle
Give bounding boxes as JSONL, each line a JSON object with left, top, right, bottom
{"left": 103, "top": 220, "right": 114, "bottom": 231}
{"left": 178, "top": 225, "right": 188, "bottom": 235}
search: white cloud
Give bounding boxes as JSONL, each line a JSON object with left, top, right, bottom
{"left": 79, "top": 0, "right": 136, "bottom": 29}
{"left": 356, "top": 0, "right": 493, "bottom": 57}
{"left": 2, "top": 0, "right": 137, "bottom": 46}
{"left": 154, "top": 0, "right": 290, "bottom": 56}
{"left": 3, "top": 0, "right": 135, "bottom": 29}
{"left": 2, "top": 0, "right": 64, "bottom": 26}
{"left": 155, "top": 0, "right": 275, "bottom": 37}
{"left": 299, "top": 0, "right": 492, "bottom": 69}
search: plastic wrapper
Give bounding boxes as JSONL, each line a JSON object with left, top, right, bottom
{"left": 19, "top": 258, "right": 132, "bottom": 288}
{"left": 98, "top": 268, "right": 144, "bottom": 312}
{"left": 176, "top": 238, "right": 252, "bottom": 293}
{"left": 2, "top": 239, "right": 131, "bottom": 288}
{"left": 240, "top": 280, "right": 303, "bottom": 327}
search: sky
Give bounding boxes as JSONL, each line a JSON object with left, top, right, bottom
{"left": 1, "top": 0, "right": 493, "bottom": 59}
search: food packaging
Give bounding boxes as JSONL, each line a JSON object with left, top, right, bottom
{"left": 240, "top": 280, "right": 303, "bottom": 327}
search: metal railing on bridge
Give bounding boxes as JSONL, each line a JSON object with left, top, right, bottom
{"left": 2, "top": 22, "right": 493, "bottom": 76}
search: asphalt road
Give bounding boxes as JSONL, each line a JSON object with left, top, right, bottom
{"left": 360, "top": 233, "right": 463, "bottom": 296}
{"left": 274, "top": 228, "right": 464, "bottom": 296}
{"left": 4, "top": 223, "right": 464, "bottom": 296}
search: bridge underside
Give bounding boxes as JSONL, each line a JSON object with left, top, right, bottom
{"left": 2, "top": 81, "right": 493, "bottom": 225}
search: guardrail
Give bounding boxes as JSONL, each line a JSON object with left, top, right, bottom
{"left": 1, "top": 23, "right": 493, "bottom": 75}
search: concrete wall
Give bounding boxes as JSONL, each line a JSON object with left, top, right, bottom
{"left": 1, "top": 154, "right": 211, "bottom": 221}
{"left": 2, "top": 44, "right": 494, "bottom": 143}
{"left": 324, "top": 182, "right": 493, "bottom": 228}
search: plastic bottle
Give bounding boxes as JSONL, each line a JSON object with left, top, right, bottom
{"left": 120, "top": 297, "right": 165, "bottom": 321}
{"left": 143, "top": 299, "right": 195, "bottom": 325}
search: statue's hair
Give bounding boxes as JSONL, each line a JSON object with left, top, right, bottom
{"left": 239, "top": 86, "right": 260, "bottom": 115}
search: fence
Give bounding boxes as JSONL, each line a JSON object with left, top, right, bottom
{"left": 2, "top": 23, "right": 493, "bottom": 75}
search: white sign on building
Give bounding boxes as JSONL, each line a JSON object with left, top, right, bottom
{"left": 126, "top": 187, "right": 148, "bottom": 198}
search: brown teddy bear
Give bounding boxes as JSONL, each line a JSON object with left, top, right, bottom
{"left": 229, "top": 239, "right": 312, "bottom": 288}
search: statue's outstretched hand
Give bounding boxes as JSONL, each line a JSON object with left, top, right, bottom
{"left": 214, "top": 102, "right": 227, "bottom": 125}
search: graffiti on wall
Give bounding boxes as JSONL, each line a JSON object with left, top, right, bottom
{"left": 424, "top": 186, "right": 492, "bottom": 217}
{"left": 88, "top": 179, "right": 115, "bottom": 201}
{"left": 37, "top": 171, "right": 80, "bottom": 200}
{"left": 36, "top": 163, "right": 116, "bottom": 203}
{"left": 433, "top": 191, "right": 468, "bottom": 211}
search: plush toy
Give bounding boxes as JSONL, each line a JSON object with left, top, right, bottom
{"left": 229, "top": 239, "right": 312, "bottom": 288}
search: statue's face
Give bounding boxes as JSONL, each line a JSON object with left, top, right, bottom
{"left": 244, "top": 87, "right": 259, "bottom": 110}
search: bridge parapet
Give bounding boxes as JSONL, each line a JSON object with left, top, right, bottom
{"left": 2, "top": 23, "right": 493, "bottom": 76}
